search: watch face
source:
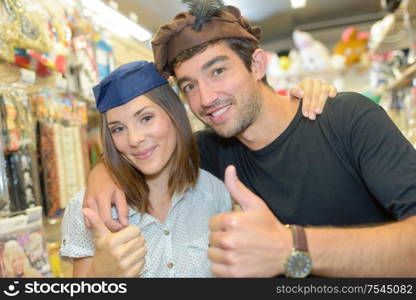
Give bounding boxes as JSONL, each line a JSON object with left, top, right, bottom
{"left": 286, "top": 251, "right": 312, "bottom": 278}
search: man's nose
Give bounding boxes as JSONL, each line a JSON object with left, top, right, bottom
{"left": 198, "top": 80, "right": 218, "bottom": 107}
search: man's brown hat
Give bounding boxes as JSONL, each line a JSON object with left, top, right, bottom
{"left": 152, "top": 0, "right": 261, "bottom": 78}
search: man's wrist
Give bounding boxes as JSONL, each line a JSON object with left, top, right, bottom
{"left": 272, "top": 223, "right": 292, "bottom": 276}
{"left": 284, "top": 225, "right": 312, "bottom": 278}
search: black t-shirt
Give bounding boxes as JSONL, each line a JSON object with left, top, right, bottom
{"left": 196, "top": 92, "right": 416, "bottom": 226}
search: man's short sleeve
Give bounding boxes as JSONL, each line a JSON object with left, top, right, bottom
{"left": 344, "top": 94, "right": 416, "bottom": 220}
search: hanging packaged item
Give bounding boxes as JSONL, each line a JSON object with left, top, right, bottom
{"left": 38, "top": 121, "right": 61, "bottom": 218}
{"left": 0, "top": 0, "right": 72, "bottom": 77}
{"left": 0, "top": 114, "right": 10, "bottom": 217}
{"left": 0, "top": 86, "right": 40, "bottom": 213}
{"left": 32, "top": 89, "right": 89, "bottom": 216}
{"left": 71, "top": 35, "right": 99, "bottom": 100}
{"left": 53, "top": 123, "right": 67, "bottom": 209}
{"left": 5, "top": 149, "right": 37, "bottom": 213}
{"left": 0, "top": 1, "right": 15, "bottom": 63}
{"left": 0, "top": 93, "right": 21, "bottom": 152}
{"left": 79, "top": 126, "right": 91, "bottom": 178}
{"left": 24, "top": 1, "right": 72, "bottom": 76}
{"left": 1, "top": 0, "right": 52, "bottom": 55}
{"left": 95, "top": 34, "right": 115, "bottom": 80}
{"left": 0, "top": 87, "right": 35, "bottom": 153}
{"left": 0, "top": 206, "right": 52, "bottom": 277}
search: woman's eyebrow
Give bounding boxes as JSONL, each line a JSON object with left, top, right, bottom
{"left": 107, "top": 106, "right": 150, "bottom": 125}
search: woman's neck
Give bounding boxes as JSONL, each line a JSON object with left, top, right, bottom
{"left": 145, "top": 167, "right": 172, "bottom": 223}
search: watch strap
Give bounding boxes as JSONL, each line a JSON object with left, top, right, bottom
{"left": 290, "top": 225, "right": 308, "bottom": 252}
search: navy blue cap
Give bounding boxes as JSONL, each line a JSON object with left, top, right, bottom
{"left": 93, "top": 61, "right": 168, "bottom": 113}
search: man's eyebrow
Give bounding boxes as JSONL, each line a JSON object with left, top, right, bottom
{"left": 201, "top": 55, "right": 229, "bottom": 71}
{"left": 176, "top": 56, "right": 230, "bottom": 88}
{"left": 177, "top": 76, "right": 191, "bottom": 88}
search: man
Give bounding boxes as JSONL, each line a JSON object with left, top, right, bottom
{"left": 84, "top": 2, "right": 335, "bottom": 229}
{"left": 84, "top": 0, "right": 416, "bottom": 277}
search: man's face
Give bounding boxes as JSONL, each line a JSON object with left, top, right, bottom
{"left": 175, "top": 42, "right": 263, "bottom": 138}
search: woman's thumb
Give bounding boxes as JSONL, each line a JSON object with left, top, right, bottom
{"left": 83, "top": 208, "right": 111, "bottom": 238}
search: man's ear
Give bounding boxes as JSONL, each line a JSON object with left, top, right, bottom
{"left": 251, "top": 49, "right": 268, "bottom": 81}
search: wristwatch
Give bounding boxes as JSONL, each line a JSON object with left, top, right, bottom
{"left": 284, "top": 224, "right": 312, "bottom": 278}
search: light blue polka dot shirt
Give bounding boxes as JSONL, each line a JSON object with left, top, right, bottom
{"left": 60, "top": 169, "right": 232, "bottom": 278}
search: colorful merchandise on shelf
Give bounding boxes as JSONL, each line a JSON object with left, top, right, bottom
{"left": 266, "top": 50, "right": 302, "bottom": 91}
{"left": 24, "top": 1, "right": 72, "bottom": 76}
{"left": 80, "top": 126, "right": 91, "bottom": 177}
{"left": 0, "top": 206, "right": 52, "bottom": 278}
{"left": 332, "top": 26, "right": 370, "bottom": 68}
{"left": 72, "top": 35, "right": 99, "bottom": 99}
{"left": 0, "top": 87, "right": 35, "bottom": 153}
{"left": 38, "top": 121, "right": 61, "bottom": 218}
{"left": 33, "top": 0, "right": 71, "bottom": 72}
{"left": 2, "top": 0, "right": 52, "bottom": 56}
{"left": 95, "top": 34, "right": 114, "bottom": 80}
{"left": 0, "top": 93, "right": 21, "bottom": 152}
{"left": 293, "top": 30, "right": 332, "bottom": 72}
{"left": 5, "top": 149, "right": 37, "bottom": 213}
{"left": 0, "top": 114, "right": 10, "bottom": 217}
{"left": 87, "top": 125, "right": 102, "bottom": 168}
{"left": 0, "top": 86, "right": 40, "bottom": 214}
{"left": 31, "top": 89, "right": 89, "bottom": 215}
{"left": 47, "top": 242, "right": 63, "bottom": 278}
{"left": 0, "top": 1, "right": 15, "bottom": 63}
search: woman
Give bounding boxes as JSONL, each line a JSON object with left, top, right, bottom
{"left": 61, "top": 61, "right": 232, "bottom": 277}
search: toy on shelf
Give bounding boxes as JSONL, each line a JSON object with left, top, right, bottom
{"left": 266, "top": 49, "right": 302, "bottom": 91}
{"left": 293, "top": 30, "right": 332, "bottom": 72}
{"left": 332, "top": 26, "right": 370, "bottom": 69}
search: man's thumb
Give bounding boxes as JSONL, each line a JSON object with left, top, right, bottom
{"left": 83, "top": 208, "right": 111, "bottom": 238}
{"left": 224, "top": 165, "right": 269, "bottom": 211}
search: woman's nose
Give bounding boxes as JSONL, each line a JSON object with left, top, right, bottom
{"left": 128, "top": 130, "right": 145, "bottom": 147}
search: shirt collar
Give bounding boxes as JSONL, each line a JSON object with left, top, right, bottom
{"left": 127, "top": 190, "right": 188, "bottom": 227}
{"left": 171, "top": 190, "right": 187, "bottom": 207}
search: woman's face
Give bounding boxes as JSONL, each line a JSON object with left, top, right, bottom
{"left": 106, "top": 95, "right": 177, "bottom": 178}
{"left": 11, "top": 254, "right": 24, "bottom": 276}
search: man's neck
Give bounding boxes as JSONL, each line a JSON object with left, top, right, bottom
{"left": 237, "top": 87, "right": 300, "bottom": 151}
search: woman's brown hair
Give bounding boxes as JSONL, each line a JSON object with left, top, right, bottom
{"left": 100, "top": 83, "right": 199, "bottom": 213}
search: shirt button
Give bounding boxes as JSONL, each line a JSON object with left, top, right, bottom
{"left": 164, "top": 230, "right": 170, "bottom": 236}
{"left": 167, "top": 263, "right": 174, "bottom": 269}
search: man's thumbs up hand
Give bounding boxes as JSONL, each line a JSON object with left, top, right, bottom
{"left": 225, "top": 165, "right": 270, "bottom": 211}
{"left": 83, "top": 208, "right": 147, "bottom": 277}
{"left": 208, "top": 166, "right": 291, "bottom": 277}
